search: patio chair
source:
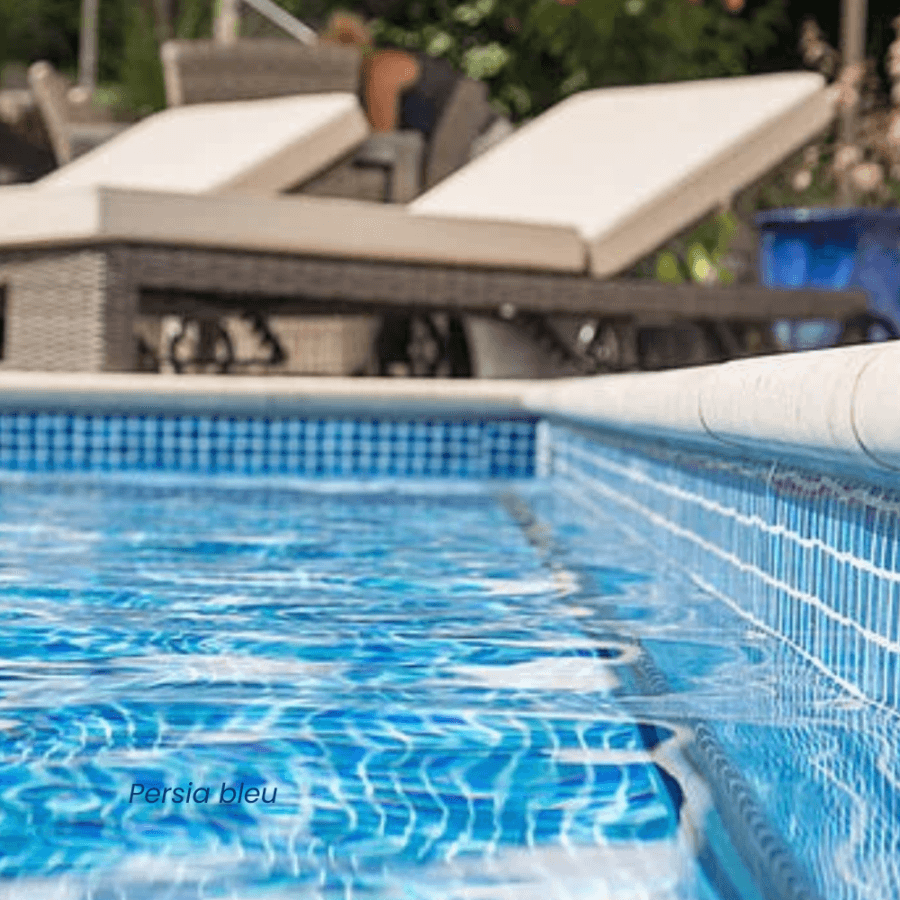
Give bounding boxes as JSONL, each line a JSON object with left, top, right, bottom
{"left": 161, "top": 38, "right": 361, "bottom": 106}
{"left": 0, "top": 71, "right": 865, "bottom": 376}
{"left": 159, "top": 38, "right": 499, "bottom": 200}
{"left": 27, "top": 62, "right": 131, "bottom": 165}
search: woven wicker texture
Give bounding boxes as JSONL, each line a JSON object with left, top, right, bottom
{"left": 161, "top": 39, "right": 361, "bottom": 107}
{"left": 0, "top": 243, "right": 869, "bottom": 373}
{"left": 0, "top": 250, "right": 114, "bottom": 370}
{"left": 268, "top": 315, "right": 377, "bottom": 374}
{"left": 161, "top": 38, "right": 493, "bottom": 198}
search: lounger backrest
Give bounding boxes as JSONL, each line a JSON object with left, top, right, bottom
{"left": 161, "top": 39, "right": 361, "bottom": 107}
{"left": 37, "top": 94, "right": 370, "bottom": 196}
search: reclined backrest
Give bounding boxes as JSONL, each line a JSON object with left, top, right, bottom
{"left": 37, "top": 93, "right": 370, "bottom": 196}
{"left": 161, "top": 38, "right": 361, "bottom": 107}
{"left": 412, "top": 72, "right": 837, "bottom": 276}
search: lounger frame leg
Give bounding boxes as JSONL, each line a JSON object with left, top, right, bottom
{"left": 0, "top": 248, "right": 138, "bottom": 371}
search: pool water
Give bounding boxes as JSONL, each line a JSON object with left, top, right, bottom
{"left": 0, "top": 474, "right": 896, "bottom": 898}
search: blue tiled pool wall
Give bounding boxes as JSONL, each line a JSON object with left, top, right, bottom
{"left": 545, "top": 421, "right": 900, "bottom": 900}
{"left": 0, "top": 411, "right": 538, "bottom": 479}
{"left": 546, "top": 421, "right": 900, "bottom": 711}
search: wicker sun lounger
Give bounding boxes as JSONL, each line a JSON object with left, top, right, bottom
{"left": 25, "top": 86, "right": 419, "bottom": 374}
{"left": 413, "top": 71, "right": 836, "bottom": 278}
{"left": 408, "top": 69, "right": 858, "bottom": 374}
{"left": 0, "top": 187, "right": 867, "bottom": 372}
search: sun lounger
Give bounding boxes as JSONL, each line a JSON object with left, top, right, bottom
{"left": 36, "top": 86, "right": 422, "bottom": 205}
{"left": 0, "top": 186, "right": 866, "bottom": 372}
{"left": 412, "top": 71, "right": 836, "bottom": 278}
{"left": 26, "top": 81, "right": 408, "bottom": 374}
{"left": 410, "top": 70, "right": 843, "bottom": 374}
{"left": 0, "top": 71, "right": 864, "bottom": 375}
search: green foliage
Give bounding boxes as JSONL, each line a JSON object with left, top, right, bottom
{"left": 119, "top": 3, "right": 165, "bottom": 114}
{"left": 0, "top": 0, "right": 211, "bottom": 112}
{"left": 654, "top": 250, "right": 683, "bottom": 284}
{"left": 177, "top": 0, "right": 213, "bottom": 40}
{"left": 0, "top": 0, "right": 136, "bottom": 82}
{"left": 752, "top": 15, "right": 900, "bottom": 211}
{"left": 749, "top": 133, "right": 900, "bottom": 212}
{"left": 0, "top": 0, "right": 81, "bottom": 73}
{"left": 356, "top": 0, "right": 787, "bottom": 121}
{"left": 653, "top": 210, "right": 740, "bottom": 285}
{"left": 0, "top": 0, "right": 787, "bottom": 120}
{"left": 118, "top": 0, "right": 212, "bottom": 114}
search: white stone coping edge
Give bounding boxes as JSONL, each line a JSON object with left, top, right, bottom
{"left": 0, "top": 372, "right": 537, "bottom": 418}
{"left": 524, "top": 341, "right": 900, "bottom": 474}
{"left": 0, "top": 341, "right": 897, "bottom": 474}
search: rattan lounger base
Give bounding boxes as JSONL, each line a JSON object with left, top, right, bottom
{"left": 0, "top": 243, "right": 868, "bottom": 372}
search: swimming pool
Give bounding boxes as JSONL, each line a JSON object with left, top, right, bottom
{"left": 0, "top": 352, "right": 897, "bottom": 900}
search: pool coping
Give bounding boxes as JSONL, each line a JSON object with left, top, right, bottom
{"left": 0, "top": 340, "right": 897, "bottom": 475}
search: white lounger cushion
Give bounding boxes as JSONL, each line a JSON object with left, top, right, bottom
{"left": 0, "top": 187, "right": 586, "bottom": 273}
{"left": 411, "top": 72, "right": 835, "bottom": 277}
{"left": 38, "top": 94, "right": 369, "bottom": 196}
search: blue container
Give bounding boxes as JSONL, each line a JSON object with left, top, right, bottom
{"left": 756, "top": 207, "right": 900, "bottom": 349}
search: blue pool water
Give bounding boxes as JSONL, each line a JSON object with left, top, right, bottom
{"left": 0, "top": 467, "right": 897, "bottom": 899}
{"left": 0, "top": 476, "right": 706, "bottom": 900}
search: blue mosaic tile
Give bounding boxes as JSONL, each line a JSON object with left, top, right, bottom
{"left": 548, "top": 423, "right": 900, "bottom": 711}
{"left": 0, "top": 413, "right": 537, "bottom": 480}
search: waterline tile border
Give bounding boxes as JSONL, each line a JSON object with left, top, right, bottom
{"left": 0, "top": 412, "right": 538, "bottom": 480}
